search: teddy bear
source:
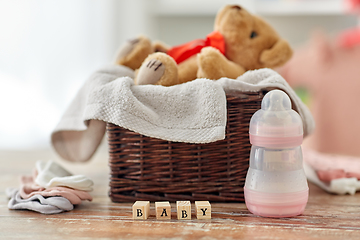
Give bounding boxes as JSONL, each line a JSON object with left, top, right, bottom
{"left": 114, "top": 4, "right": 293, "bottom": 86}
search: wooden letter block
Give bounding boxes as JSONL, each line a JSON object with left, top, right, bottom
{"left": 132, "top": 201, "right": 150, "bottom": 220}
{"left": 195, "top": 201, "right": 211, "bottom": 219}
{"left": 155, "top": 201, "right": 171, "bottom": 220}
{"left": 176, "top": 201, "right": 191, "bottom": 220}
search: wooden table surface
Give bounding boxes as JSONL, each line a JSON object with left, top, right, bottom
{"left": 1, "top": 145, "right": 360, "bottom": 240}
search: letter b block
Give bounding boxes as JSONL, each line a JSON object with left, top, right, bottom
{"left": 195, "top": 201, "right": 211, "bottom": 219}
{"left": 132, "top": 201, "right": 150, "bottom": 220}
{"left": 176, "top": 201, "right": 191, "bottom": 220}
{"left": 155, "top": 201, "right": 171, "bottom": 220}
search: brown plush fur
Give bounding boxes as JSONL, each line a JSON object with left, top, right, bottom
{"left": 115, "top": 5, "right": 293, "bottom": 86}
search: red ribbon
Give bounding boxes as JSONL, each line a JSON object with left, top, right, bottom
{"left": 167, "top": 31, "right": 225, "bottom": 64}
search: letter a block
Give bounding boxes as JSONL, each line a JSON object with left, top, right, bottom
{"left": 132, "top": 201, "right": 150, "bottom": 220}
{"left": 195, "top": 201, "right": 211, "bottom": 219}
{"left": 155, "top": 201, "right": 171, "bottom": 220}
{"left": 176, "top": 201, "right": 191, "bottom": 220}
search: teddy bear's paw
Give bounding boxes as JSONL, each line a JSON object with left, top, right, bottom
{"left": 114, "top": 36, "right": 153, "bottom": 70}
{"left": 135, "top": 52, "right": 178, "bottom": 86}
{"left": 136, "top": 58, "right": 165, "bottom": 85}
{"left": 198, "top": 47, "right": 246, "bottom": 79}
{"left": 197, "top": 47, "right": 226, "bottom": 80}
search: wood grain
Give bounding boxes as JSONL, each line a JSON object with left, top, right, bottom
{"left": 1, "top": 148, "right": 360, "bottom": 239}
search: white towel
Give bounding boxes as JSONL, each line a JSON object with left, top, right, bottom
{"left": 51, "top": 66, "right": 315, "bottom": 162}
{"left": 51, "top": 65, "right": 135, "bottom": 162}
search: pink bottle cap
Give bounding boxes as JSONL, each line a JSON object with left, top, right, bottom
{"left": 249, "top": 90, "right": 303, "bottom": 148}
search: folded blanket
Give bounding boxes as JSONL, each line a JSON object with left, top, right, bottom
{"left": 35, "top": 161, "right": 94, "bottom": 191}
{"left": 20, "top": 175, "right": 93, "bottom": 205}
{"left": 6, "top": 188, "right": 73, "bottom": 214}
{"left": 52, "top": 66, "right": 315, "bottom": 162}
{"left": 6, "top": 161, "right": 93, "bottom": 215}
{"left": 303, "top": 148, "right": 360, "bottom": 195}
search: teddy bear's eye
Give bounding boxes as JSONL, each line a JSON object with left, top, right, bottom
{"left": 250, "top": 31, "right": 258, "bottom": 39}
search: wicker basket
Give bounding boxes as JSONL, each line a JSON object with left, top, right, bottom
{"left": 107, "top": 90, "right": 267, "bottom": 202}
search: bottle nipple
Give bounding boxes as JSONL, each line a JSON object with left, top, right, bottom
{"left": 262, "top": 89, "right": 291, "bottom": 111}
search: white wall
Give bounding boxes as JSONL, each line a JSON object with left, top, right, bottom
{"left": 263, "top": 15, "right": 357, "bottom": 47}
{"left": 0, "top": 0, "right": 357, "bottom": 150}
{"left": 0, "top": 0, "right": 118, "bottom": 149}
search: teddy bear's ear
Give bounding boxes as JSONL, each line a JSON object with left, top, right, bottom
{"left": 260, "top": 39, "right": 293, "bottom": 68}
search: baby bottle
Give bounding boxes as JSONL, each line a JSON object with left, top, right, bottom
{"left": 244, "top": 89, "right": 308, "bottom": 218}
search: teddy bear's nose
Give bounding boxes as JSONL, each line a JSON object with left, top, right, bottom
{"left": 231, "top": 5, "right": 242, "bottom": 10}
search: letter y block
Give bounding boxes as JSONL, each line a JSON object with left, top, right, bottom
{"left": 195, "top": 201, "right": 211, "bottom": 219}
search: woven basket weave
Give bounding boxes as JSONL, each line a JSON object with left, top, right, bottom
{"left": 108, "top": 90, "right": 267, "bottom": 202}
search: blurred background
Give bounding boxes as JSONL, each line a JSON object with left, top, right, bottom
{"left": 0, "top": 0, "right": 358, "bottom": 151}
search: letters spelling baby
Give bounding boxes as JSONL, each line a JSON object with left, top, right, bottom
{"left": 132, "top": 201, "right": 211, "bottom": 220}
